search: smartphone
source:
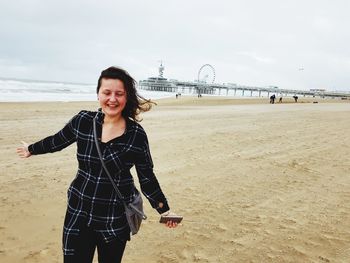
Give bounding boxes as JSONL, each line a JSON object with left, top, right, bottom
{"left": 159, "top": 215, "right": 183, "bottom": 224}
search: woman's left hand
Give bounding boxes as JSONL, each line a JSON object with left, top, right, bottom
{"left": 165, "top": 220, "right": 178, "bottom": 228}
{"left": 161, "top": 211, "right": 180, "bottom": 228}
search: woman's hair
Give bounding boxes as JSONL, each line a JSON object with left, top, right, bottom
{"left": 97, "top": 66, "right": 155, "bottom": 122}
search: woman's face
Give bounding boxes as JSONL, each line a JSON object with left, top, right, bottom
{"left": 98, "top": 78, "right": 127, "bottom": 119}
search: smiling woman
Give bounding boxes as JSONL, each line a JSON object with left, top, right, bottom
{"left": 97, "top": 78, "right": 128, "bottom": 141}
{"left": 96, "top": 67, "right": 154, "bottom": 143}
{"left": 16, "top": 66, "right": 181, "bottom": 263}
{"left": 96, "top": 67, "right": 153, "bottom": 122}
{"left": 98, "top": 78, "right": 127, "bottom": 119}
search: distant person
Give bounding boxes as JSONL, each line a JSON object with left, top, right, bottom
{"left": 293, "top": 95, "right": 298, "bottom": 102}
{"left": 16, "top": 66, "right": 180, "bottom": 263}
{"left": 176, "top": 93, "right": 178, "bottom": 99}
{"left": 270, "top": 94, "right": 276, "bottom": 104}
{"left": 279, "top": 96, "right": 283, "bottom": 103}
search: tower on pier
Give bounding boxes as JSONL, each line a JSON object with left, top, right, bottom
{"left": 158, "top": 61, "right": 164, "bottom": 78}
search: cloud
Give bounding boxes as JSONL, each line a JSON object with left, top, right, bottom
{"left": 236, "top": 51, "right": 275, "bottom": 64}
{"left": 0, "top": 0, "right": 349, "bottom": 91}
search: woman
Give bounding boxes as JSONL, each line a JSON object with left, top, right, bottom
{"left": 17, "top": 66, "right": 179, "bottom": 263}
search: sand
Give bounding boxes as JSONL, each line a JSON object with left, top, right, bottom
{"left": 1, "top": 96, "right": 350, "bottom": 262}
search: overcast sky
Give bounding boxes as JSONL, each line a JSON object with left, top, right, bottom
{"left": 1, "top": 0, "right": 349, "bottom": 91}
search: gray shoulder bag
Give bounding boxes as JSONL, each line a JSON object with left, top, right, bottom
{"left": 93, "top": 115, "right": 147, "bottom": 235}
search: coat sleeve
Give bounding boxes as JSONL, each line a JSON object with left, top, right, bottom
{"left": 134, "top": 130, "right": 170, "bottom": 214}
{"left": 28, "top": 111, "right": 83, "bottom": 155}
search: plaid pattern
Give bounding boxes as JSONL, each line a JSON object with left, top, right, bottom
{"left": 28, "top": 110, "right": 170, "bottom": 256}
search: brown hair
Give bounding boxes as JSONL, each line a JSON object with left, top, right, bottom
{"left": 97, "top": 66, "right": 155, "bottom": 122}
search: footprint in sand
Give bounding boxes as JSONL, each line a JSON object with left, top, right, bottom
{"left": 318, "top": 255, "right": 330, "bottom": 262}
{"left": 24, "top": 248, "right": 50, "bottom": 260}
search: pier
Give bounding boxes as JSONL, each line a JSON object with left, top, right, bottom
{"left": 138, "top": 64, "right": 350, "bottom": 99}
{"left": 138, "top": 80, "right": 350, "bottom": 99}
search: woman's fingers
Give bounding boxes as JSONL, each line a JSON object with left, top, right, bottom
{"left": 16, "top": 148, "right": 28, "bottom": 158}
{"left": 16, "top": 142, "right": 31, "bottom": 158}
{"left": 161, "top": 211, "right": 181, "bottom": 228}
{"left": 165, "top": 221, "right": 178, "bottom": 228}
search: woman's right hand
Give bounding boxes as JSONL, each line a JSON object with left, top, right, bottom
{"left": 16, "top": 141, "right": 32, "bottom": 158}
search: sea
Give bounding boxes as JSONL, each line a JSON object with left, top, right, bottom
{"left": 0, "top": 78, "right": 270, "bottom": 102}
{"left": 0, "top": 78, "right": 180, "bottom": 102}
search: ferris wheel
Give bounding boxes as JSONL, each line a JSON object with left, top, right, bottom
{"left": 198, "top": 64, "right": 216, "bottom": 83}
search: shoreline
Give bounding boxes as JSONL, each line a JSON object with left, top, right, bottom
{"left": 0, "top": 94, "right": 348, "bottom": 105}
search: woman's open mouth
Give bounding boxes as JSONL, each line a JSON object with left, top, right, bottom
{"left": 107, "top": 104, "right": 119, "bottom": 108}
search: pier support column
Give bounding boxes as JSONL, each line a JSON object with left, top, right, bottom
{"left": 259, "top": 91, "right": 261, "bottom": 97}
{"left": 242, "top": 90, "right": 245, "bottom": 96}
{"left": 234, "top": 89, "right": 237, "bottom": 96}
{"left": 250, "top": 90, "right": 253, "bottom": 97}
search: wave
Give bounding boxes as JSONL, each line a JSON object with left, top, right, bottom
{"left": 0, "top": 78, "right": 174, "bottom": 102}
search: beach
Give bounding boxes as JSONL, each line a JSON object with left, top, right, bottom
{"left": 1, "top": 96, "right": 350, "bottom": 262}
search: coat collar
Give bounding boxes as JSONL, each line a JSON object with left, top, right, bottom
{"left": 94, "top": 108, "right": 135, "bottom": 134}
{"left": 94, "top": 108, "right": 104, "bottom": 125}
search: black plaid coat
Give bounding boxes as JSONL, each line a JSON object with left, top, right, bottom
{"left": 28, "top": 110, "right": 170, "bottom": 255}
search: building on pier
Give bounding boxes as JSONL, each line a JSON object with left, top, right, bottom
{"left": 138, "top": 63, "right": 216, "bottom": 94}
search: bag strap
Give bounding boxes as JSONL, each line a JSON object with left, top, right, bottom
{"left": 93, "top": 114, "right": 147, "bottom": 220}
{"left": 93, "top": 114, "right": 124, "bottom": 201}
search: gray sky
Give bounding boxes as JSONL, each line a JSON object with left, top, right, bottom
{"left": 1, "top": 0, "right": 350, "bottom": 91}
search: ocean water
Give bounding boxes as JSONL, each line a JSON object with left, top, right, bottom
{"left": 0, "top": 78, "right": 274, "bottom": 102}
{"left": 0, "top": 78, "right": 176, "bottom": 102}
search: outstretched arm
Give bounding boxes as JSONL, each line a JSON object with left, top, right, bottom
{"left": 17, "top": 111, "right": 82, "bottom": 156}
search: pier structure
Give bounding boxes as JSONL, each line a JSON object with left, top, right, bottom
{"left": 138, "top": 64, "right": 350, "bottom": 99}
{"left": 139, "top": 79, "right": 350, "bottom": 99}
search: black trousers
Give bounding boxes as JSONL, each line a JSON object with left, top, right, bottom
{"left": 64, "top": 225, "right": 127, "bottom": 263}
